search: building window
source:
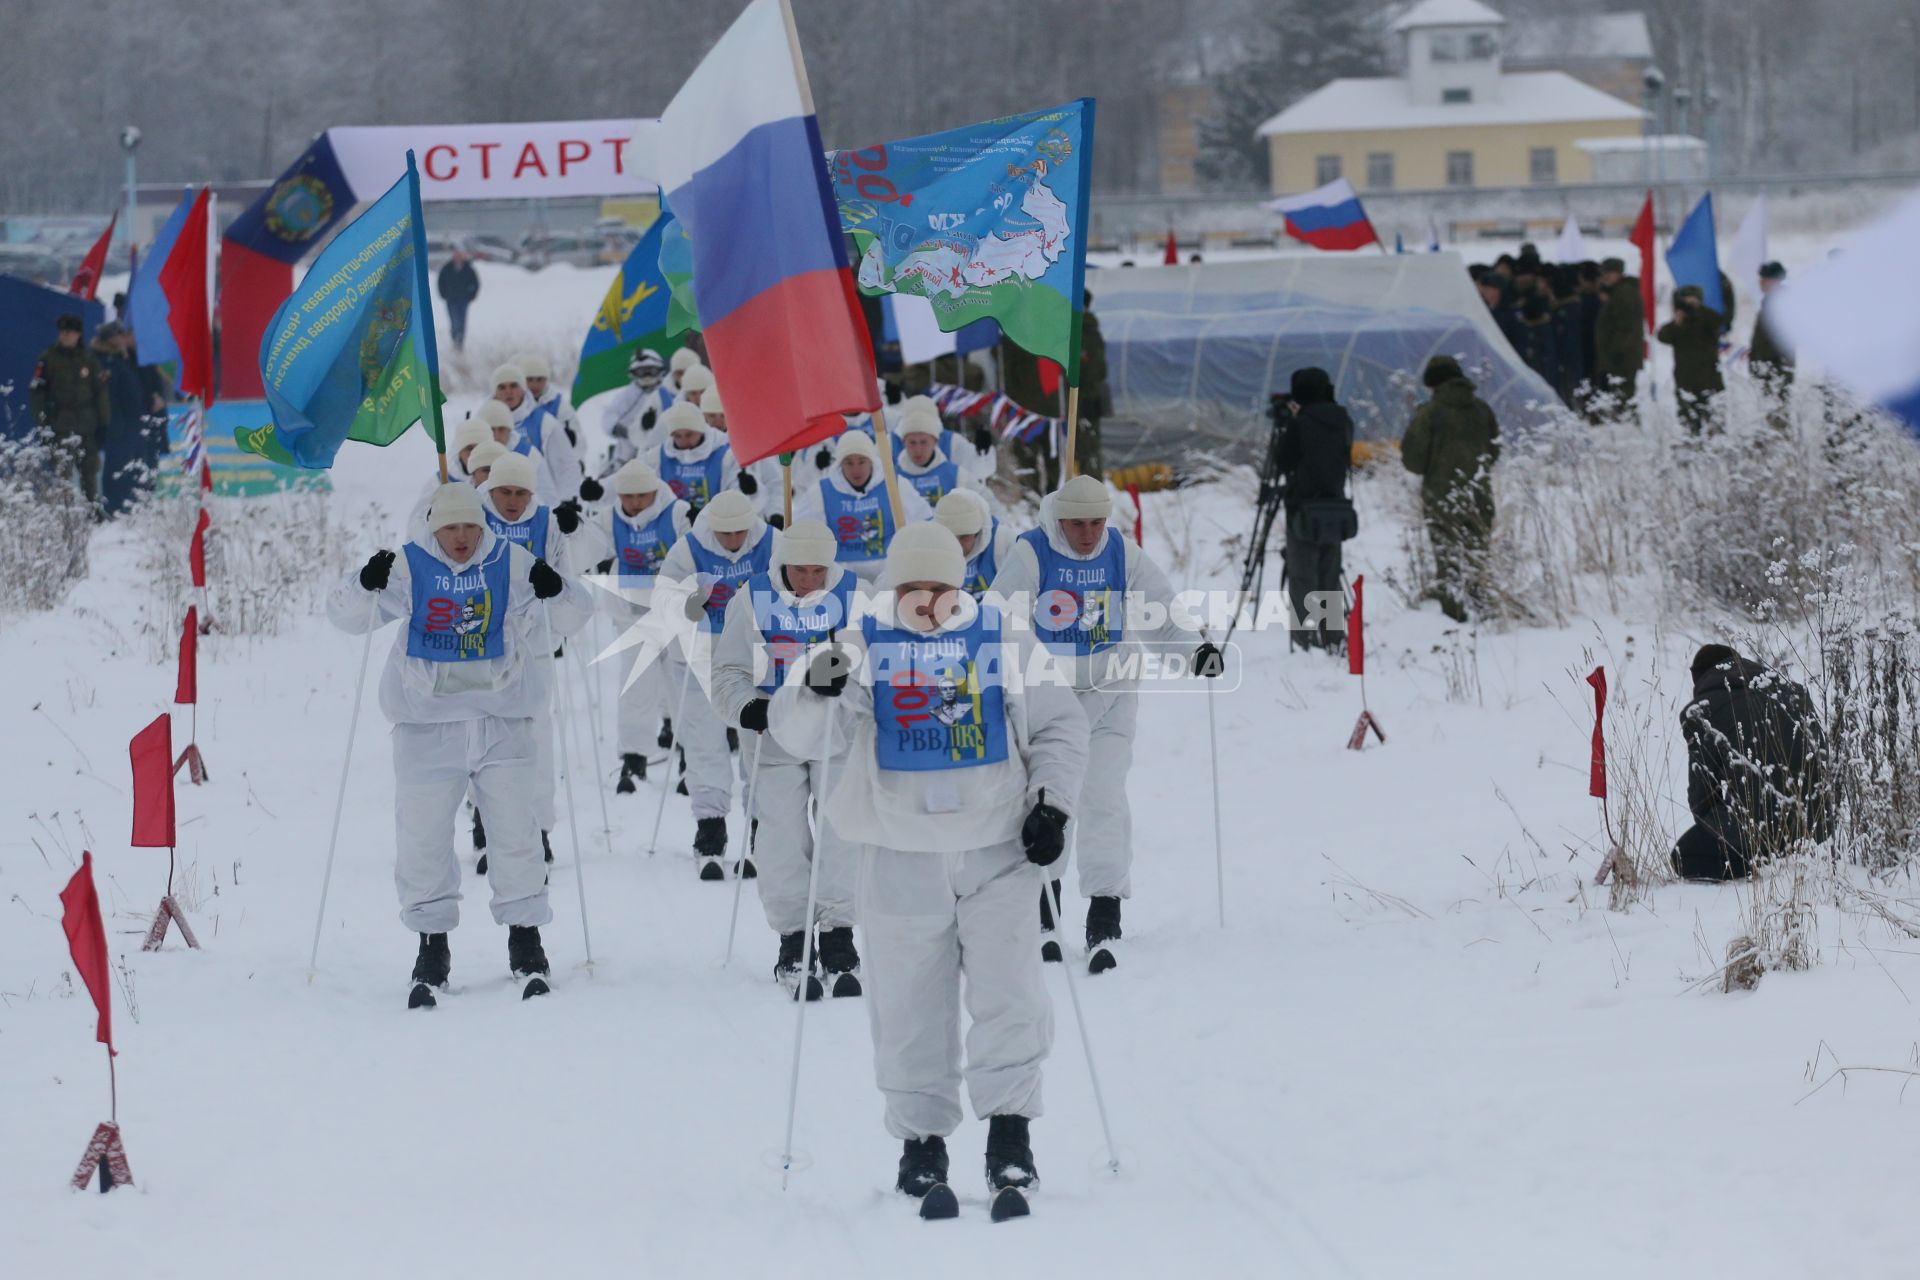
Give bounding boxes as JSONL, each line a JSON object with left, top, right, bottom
{"left": 1446, "top": 150, "right": 1474, "bottom": 187}
{"left": 1467, "top": 32, "right": 1499, "bottom": 60}
{"left": 1430, "top": 32, "right": 1462, "bottom": 62}
{"left": 1315, "top": 154, "right": 1342, "bottom": 186}
{"left": 1529, "top": 147, "right": 1557, "bottom": 184}
{"left": 1366, "top": 152, "right": 1395, "bottom": 190}
{"left": 1441, "top": 87, "right": 1473, "bottom": 104}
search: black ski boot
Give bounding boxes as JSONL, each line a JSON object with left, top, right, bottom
{"left": 657, "top": 718, "right": 674, "bottom": 750}
{"left": 507, "top": 925, "right": 551, "bottom": 998}
{"left": 616, "top": 752, "right": 646, "bottom": 793}
{"left": 472, "top": 806, "right": 488, "bottom": 875}
{"left": 984, "top": 1115, "right": 1037, "bottom": 1220}
{"left": 408, "top": 932, "right": 450, "bottom": 1009}
{"left": 675, "top": 746, "right": 688, "bottom": 795}
{"left": 737, "top": 819, "right": 758, "bottom": 878}
{"left": 1086, "top": 896, "right": 1122, "bottom": 975}
{"left": 817, "top": 926, "right": 862, "bottom": 997}
{"left": 695, "top": 816, "right": 727, "bottom": 880}
{"left": 726, "top": 727, "right": 740, "bottom": 754}
{"left": 541, "top": 830, "right": 555, "bottom": 864}
{"left": 1038, "top": 879, "right": 1063, "bottom": 963}
{"left": 774, "top": 930, "right": 824, "bottom": 1001}
{"left": 897, "top": 1134, "right": 951, "bottom": 1198}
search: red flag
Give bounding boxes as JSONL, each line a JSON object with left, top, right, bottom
{"left": 1126, "top": 482, "right": 1144, "bottom": 544}
{"left": 199, "top": 458, "right": 213, "bottom": 493}
{"left": 189, "top": 507, "right": 210, "bottom": 588}
{"left": 1347, "top": 575, "right": 1365, "bottom": 676}
{"left": 68, "top": 213, "right": 118, "bottom": 300}
{"left": 130, "top": 714, "right": 176, "bottom": 848}
{"left": 158, "top": 188, "right": 214, "bottom": 404}
{"left": 175, "top": 607, "right": 198, "bottom": 705}
{"left": 1630, "top": 194, "right": 1656, "bottom": 341}
{"left": 59, "top": 852, "right": 114, "bottom": 1052}
{"left": 215, "top": 242, "right": 292, "bottom": 402}
{"left": 1163, "top": 228, "right": 1178, "bottom": 266}
{"left": 1587, "top": 665, "right": 1608, "bottom": 799}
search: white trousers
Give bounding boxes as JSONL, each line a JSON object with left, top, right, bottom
{"left": 670, "top": 654, "right": 744, "bottom": 821}
{"left": 530, "top": 669, "right": 557, "bottom": 832}
{"left": 392, "top": 717, "right": 552, "bottom": 933}
{"left": 750, "top": 742, "right": 858, "bottom": 933}
{"left": 858, "top": 841, "right": 1053, "bottom": 1140}
{"left": 614, "top": 656, "right": 664, "bottom": 757}
{"left": 1068, "top": 685, "right": 1139, "bottom": 900}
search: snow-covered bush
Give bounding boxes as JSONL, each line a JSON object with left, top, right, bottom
{"left": 0, "top": 431, "right": 93, "bottom": 613}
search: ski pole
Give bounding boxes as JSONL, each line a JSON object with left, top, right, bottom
{"left": 308, "top": 591, "right": 381, "bottom": 981}
{"left": 1049, "top": 859, "right": 1122, "bottom": 1174}
{"left": 1205, "top": 636, "right": 1226, "bottom": 930}
{"left": 648, "top": 657, "right": 695, "bottom": 856}
{"left": 571, "top": 644, "right": 615, "bottom": 853}
{"left": 545, "top": 607, "right": 594, "bottom": 968}
{"left": 780, "top": 699, "right": 835, "bottom": 1190}
{"left": 723, "top": 731, "right": 766, "bottom": 967}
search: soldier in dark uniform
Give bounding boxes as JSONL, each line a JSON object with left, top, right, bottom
{"left": 1657, "top": 284, "right": 1726, "bottom": 436}
{"left": 28, "top": 314, "right": 110, "bottom": 501}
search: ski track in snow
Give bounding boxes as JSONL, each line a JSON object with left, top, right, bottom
{"left": 9, "top": 253, "right": 1920, "bottom": 1279}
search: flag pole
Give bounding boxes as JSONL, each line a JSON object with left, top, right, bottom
{"left": 1064, "top": 385, "right": 1081, "bottom": 480}
{"left": 401, "top": 151, "right": 448, "bottom": 483}
{"left": 870, "top": 403, "right": 908, "bottom": 530}
{"left": 782, "top": 457, "right": 793, "bottom": 526}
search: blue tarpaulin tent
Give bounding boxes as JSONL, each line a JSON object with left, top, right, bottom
{"left": 0, "top": 276, "right": 104, "bottom": 438}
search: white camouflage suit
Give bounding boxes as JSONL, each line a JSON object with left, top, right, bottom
{"left": 326, "top": 528, "right": 591, "bottom": 933}
{"left": 711, "top": 545, "right": 860, "bottom": 935}
{"left": 771, "top": 592, "right": 1089, "bottom": 1140}
{"left": 988, "top": 491, "right": 1187, "bottom": 902}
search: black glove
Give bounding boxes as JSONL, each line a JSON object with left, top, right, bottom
{"left": 595, "top": 557, "right": 613, "bottom": 575}
{"left": 738, "top": 699, "right": 770, "bottom": 732}
{"left": 641, "top": 407, "right": 657, "bottom": 433}
{"left": 971, "top": 424, "right": 994, "bottom": 454}
{"left": 1193, "top": 641, "right": 1225, "bottom": 678}
{"left": 737, "top": 470, "right": 758, "bottom": 495}
{"left": 1021, "top": 790, "right": 1069, "bottom": 867}
{"left": 806, "top": 644, "right": 851, "bottom": 698}
{"left": 529, "top": 558, "right": 564, "bottom": 599}
{"left": 564, "top": 424, "right": 579, "bottom": 448}
{"left": 359, "top": 549, "right": 395, "bottom": 592}
{"left": 886, "top": 381, "right": 903, "bottom": 405}
{"left": 554, "top": 498, "right": 583, "bottom": 534}
{"left": 579, "top": 476, "right": 605, "bottom": 502}
{"left": 767, "top": 513, "right": 786, "bottom": 530}
{"left": 814, "top": 446, "right": 833, "bottom": 470}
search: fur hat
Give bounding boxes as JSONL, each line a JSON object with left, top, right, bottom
{"left": 513, "top": 352, "right": 552, "bottom": 380}
{"left": 427, "top": 482, "right": 486, "bottom": 532}
{"left": 934, "top": 489, "right": 988, "bottom": 539}
{"left": 1052, "top": 474, "right": 1113, "bottom": 521}
{"left": 1423, "top": 355, "right": 1464, "bottom": 388}
{"left": 835, "top": 431, "right": 881, "bottom": 464}
{"left": 56, "top": 313, "right": 84, "bottom": 333}
{"left": 896, "top": 395, "right": 943, "bottom": 438}
{"left": 467, "top": 442, "right": 509, "bottom": 474}
{"left": 679, "top": 364, "right": 715, "bottom": 395}
{"left": 1289, "top": 367, "right": 1334, "bottom": 405}
{"left": 776, "top": 519, "right": 837, "bottom": 570}
{"left": 489, "top": 363, "right": 525, "bottom": 391}
{"left": 1599, "top": 257, "right": 1626, "bottom": 275}
{"left": 670, "top": 347, "right": 703, "bottom": 374}
{"left": 473, "top": 399, "right": 514, "bottom": 431}
{"left": 484, "top": 452, "right": 538, "bottom": 494}
{"left": 880, "top": 523, "right": 965, "bottom": 590}
{"left": 612, "top": 458, "right": 663, "bottom": 496}
{"left": 1759, "top": 261, "right": 1786, "bottom": 281}
{"left": 700, "top": 489, "right": 757, "bottom": 535}
{"left": 451, "top": 417, "right": 492, "bottom": 455}
{"left": 660, "top": 400, "right": 707, "bottom": 436}
{"left": 1690, "top": 643, "right": 1739, "bottom": 681}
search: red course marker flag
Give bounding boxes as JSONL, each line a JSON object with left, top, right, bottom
{"left": 1630, "top": 194, "right": 1656, "bottom": 345}
{"left": 158, "top": 187, "right": 215, "bottom": 404}
{"left": 1347, "top": 574, "right": 1365, "bottom": 676}
{"left": 175, "top": 607, "right": 198, "bottom": 705}
{"left": 1587, "top": 665, "right": 1608, "bottom": 799}
{"left": 59, "top": 852, "right": 114, "bottom": 1052}
{"left": 1163, "top": 228, "right": 1178, "bottom": 266}
{"left": 68, "top": 213, "right": 117, "bottom": 300}
{"left": 130, "top": 714, "right": 176, "bottom": 848}
{"left": 189, "top": 507, "right": 210, "bottom": 588}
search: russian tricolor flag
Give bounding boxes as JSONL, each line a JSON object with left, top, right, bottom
{"left": 1264, "top": 178, "right": 1380, "bottom": 253}
{"left": 653, "top": 0, "right": 878, "bottom": 465}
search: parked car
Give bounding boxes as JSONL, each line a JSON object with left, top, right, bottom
{"left": 0, "top": 244, "right": 69, "bottom": 286}
{"left": 518, "top": 231, "right": 631, "bottom": 271}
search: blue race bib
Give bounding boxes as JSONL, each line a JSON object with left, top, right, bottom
{"left": 404, "top": 540, "right": 510, "bottom": 662}
{"left": 612, "top": 503, "right": 678, "bottom": 582}
{"left": 903, "top": 459, "right": 960, "bottom": 505}
{"left": 687, "top": 529, "right": 773, "bottom": 633}
{"left": 861, "top": 607, "right": 1010, "bottom": 773}
{"left": 516, "top": 400, "right": 553, "bottom": 455}
{"left": 819, "top": 478, "right": 895, "bottom": 564}
{"left": 962, "top": 517, "right": 1000, "bottom": 599}
{"left": 1020, "top": 527, "right": 1127, "bottom": 656}
{"left": 747, "top": 571, "right": 855, "bottom": 694}
{"left": 485, "top": 505, "right": 549, "bottom": 560}
{"left": 661, "top": 445, "right": 730, "bottom": 513}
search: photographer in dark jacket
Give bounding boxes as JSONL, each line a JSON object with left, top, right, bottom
{"left": 1276, "top": 366, "right": 1354, "bottom": 650}
{"left": 1673, "top": 645, "right": 1833, "bottom": 881}
{"left": 437, "top": 246, "right": 481, "bottom": 351}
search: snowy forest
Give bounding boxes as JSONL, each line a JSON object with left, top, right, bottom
{"left": 2, "top": 0, "right": 1918, "bottom": 209}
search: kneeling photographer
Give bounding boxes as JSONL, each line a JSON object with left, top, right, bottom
{"left": 1275, "top": 367, "right": 1355, "bottom": 650}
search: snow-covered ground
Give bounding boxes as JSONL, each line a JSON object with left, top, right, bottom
{"left": 11, "top": 237, "right": 1920, "bottom": 1279}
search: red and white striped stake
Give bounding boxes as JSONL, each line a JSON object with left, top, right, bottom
{"left": 1345, "top": 574, "right": 1385, "bottom": 750}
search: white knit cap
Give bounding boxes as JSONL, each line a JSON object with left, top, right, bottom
{"left": 661, "top": 400, "right": 707, "bottom": 434}
{"left": 489, "top": 363, "right": 525, "bottom": 390}
{"left": 934, "top": 489, "right": 987, "bottom": 538}
{"left": 776, "top": 519, "right": 837, "bottom": 570}
{"left": 451, "top": 417, "right": 491, "bottom": 455}
{"left": 700, "top": 489, "right": 757, "bottom": 535}
{"left": 1052, "top": 474, "right": 1113, "bottom": 521}
{"left": 700, "top": 386, "right": 725, "bottom": 418}
{"left": 612, "top": 458, "right": 662, "bottom": 496}
{"left": 897, "top": 395, "right": 942, "bottom": 438}
{"left": 474, "top": 399, "right": 513, "bottom": 430}
{"left": 881, "top": 522, "right": 965, "bottom": 589}
{"left": 513, "top": 352, "right": 552, "bottom": 380}
{"left": 680, "top": 364, "right": 715, "bottom": 394}
{"left": 835, "top": 431, "right": 880, "bottom": 464}
{"left": 670, "top": 347, "right": 702, "bottom": 374}
{"left": 427, "top": 482, "right": 486, "bottom": 532}
{"left": 484, "top": 452, "right": 537, "bottom": 493}
{"left": 467, "top": 441, "right": 509, "bottom": 474}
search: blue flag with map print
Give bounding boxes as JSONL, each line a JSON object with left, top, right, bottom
{"left": 571, "top": 213, "right": 682, "bottom": 406}
{"left": 828, "top": 100, "right": 1095, "bottom": 383}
